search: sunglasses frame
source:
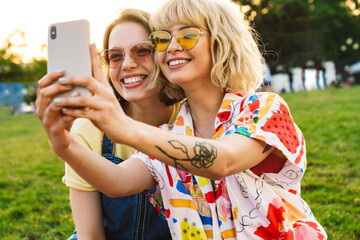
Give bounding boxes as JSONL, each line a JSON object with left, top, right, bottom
{"left": 100, "top": 41, "right": 154, "bottom": 69}
{"left": 149, "top": 27, "right": 207, "bottom": 52}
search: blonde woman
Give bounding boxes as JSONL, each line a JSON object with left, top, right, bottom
{"left": 38, "top": 0, "right": 327, "bottom": 239}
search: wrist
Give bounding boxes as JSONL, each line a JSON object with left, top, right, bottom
{"left": 103, "top": 115, "right": 137, "bottom": 145}
{"left": 51, "top": 137, "right": 76, "bottom": 159}
{"left": 120, "top": 118, "right": 148, "bottom": 148}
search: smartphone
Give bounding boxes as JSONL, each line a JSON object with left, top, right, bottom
{"left": 47, "top": 19, "right": 92, "bottom": 98}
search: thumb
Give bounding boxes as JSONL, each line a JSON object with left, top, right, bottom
{"left": 90, "top": 43, "right": 108, "bottom": 86}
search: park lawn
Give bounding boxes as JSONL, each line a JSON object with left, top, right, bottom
{"left": 0, "top": 86, "right": 359, "bottom": 239}
{"left": 280, "top": 86, "right": 360, "bottom": 239}
{"left": 0, "top": 107, "right": 73, "bottom": 239}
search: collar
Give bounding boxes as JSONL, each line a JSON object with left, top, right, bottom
{"left": 214, "top": 89, "right": 244, "bottom": 131}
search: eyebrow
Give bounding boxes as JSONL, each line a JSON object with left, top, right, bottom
{"left": 162, "top": 24, "right": 199, "bottom": 33}
{"left": 180, "top": 25, "right": 197, "bottom": 29}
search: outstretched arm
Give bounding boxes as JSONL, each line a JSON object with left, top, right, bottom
{"left": 60, "top": 105, "right": 273, "bottom": 180}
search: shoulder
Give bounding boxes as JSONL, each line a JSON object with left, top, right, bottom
{"left": 228, "top": 91, "right": 295, "bottom": 132}
{"left": 220, "top": 90, "right": 286, "bottom": 109}
{"left": 243, "top": 92, "right": 285, "bottom": 105}
{"left": 215, "top": 91, "right": 288, "bottom": 128}
{"left": 71, "top": 118, "right": 100, "bottom": 134}
{"left": 70, "top": 118, "right": 103, "bottom": 152}
{"left": 236, "top": 91, "right": 290, "bottom": 118}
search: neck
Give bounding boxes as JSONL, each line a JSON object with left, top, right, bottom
{"left": 185, "top": 84, "right": 225, "bottom": 139}
{"left": 124, "top": 96, "right": 173, "bottom": 127}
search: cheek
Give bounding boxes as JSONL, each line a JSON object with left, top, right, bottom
{"left": 109, "top": 69, "right": 123, "bottom": 92}
{"left": 144, "top": 59, "right": 155, "bottom": 74}
{"left": 109, "top": 68, "right": 118, "bottom": 82}
{"left": 155, "top": 52, "right": 166, "bottom": 69}
{"left": 203, "top": 41, "right": 212, "bottom": 65}
{"left": 198, "top": 45, "right": 212, "bottom": 73}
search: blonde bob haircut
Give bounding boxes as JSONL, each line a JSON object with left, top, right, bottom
{"left": 150, "top": 0, "right": 265, "bottom": 95}
{"left": 102, "top": 8, "right": 184, "bottom": 106}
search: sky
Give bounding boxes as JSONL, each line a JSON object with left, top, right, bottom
{"left": 1, "top": 0, "right": 168, "bottom": 62}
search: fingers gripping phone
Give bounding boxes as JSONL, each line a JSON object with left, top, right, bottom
{"left": 47, "top": 19, "right": 92, "bottom": 98}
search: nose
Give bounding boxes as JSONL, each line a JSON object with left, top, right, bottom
{"left": 122, "top": 53, "right": 137, "bottom": 71}
{"left": 167, "top": 34, "right": 182, "bottom": 53}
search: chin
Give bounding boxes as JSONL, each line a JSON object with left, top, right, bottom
{"left": 122, "top": 94, "right": 142, "bottom": 102}
{"left": 167, "top": 76, "right": 189, "bottom": 87}
{"left": 124, "top": 91, "right": 157, "bottom": 103}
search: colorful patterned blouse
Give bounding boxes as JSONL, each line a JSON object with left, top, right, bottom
{"left": 133, "top": 90, "right": 327, "bottom": 239}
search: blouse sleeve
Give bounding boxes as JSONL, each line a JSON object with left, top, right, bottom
{"left": 224, "top": 92, "right": 306, "bottom": 185}
{"left": 130, "top": 151, "right": 167, "bottom": 218}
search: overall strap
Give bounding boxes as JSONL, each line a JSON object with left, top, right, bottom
{"left": 101, "top": 133, "right": 114, "bottom": 157}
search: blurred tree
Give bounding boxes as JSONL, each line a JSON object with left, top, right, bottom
{"left": 0, "top": 42, "right": 24, "bottom": 82}
{"left": 234, "top": 0, "right": 360, "bottom": 75}
{"left": 0, "top": 29, "right": 47, "bottom": 83}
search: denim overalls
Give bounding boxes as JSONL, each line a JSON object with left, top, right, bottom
{"left": 68, "top": 134, "right": 171, "bottom": 240}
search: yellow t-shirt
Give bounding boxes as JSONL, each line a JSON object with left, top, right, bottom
{"left": 62, "top": 101, "right": 182, "bottom": 191}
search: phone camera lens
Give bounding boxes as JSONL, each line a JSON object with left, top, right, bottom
{"left": 50, "top": 26, "right": 56, "bottom": 39}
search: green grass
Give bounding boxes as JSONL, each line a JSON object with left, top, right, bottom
{"left": 281, "top": 86, "right": 360, "bottom": 240}
{"left": 0, "top": 107, "right": 73, "bottom": 239}
{"left": 0, "top": 86, "right": 359, "bottom": 239}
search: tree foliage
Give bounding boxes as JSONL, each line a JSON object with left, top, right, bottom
{"left": 233, "top": 0, "right": 360, "bottom": 72}
{"left": 0, "top": 29, "right": 47, "bottom": 83}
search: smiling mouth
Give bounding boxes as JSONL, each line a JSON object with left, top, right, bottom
{"left": 168, "top": 59, "right": 190, "bottom": 66}
{"left": 122, "top": 76, "right": 146, "bottom": 85}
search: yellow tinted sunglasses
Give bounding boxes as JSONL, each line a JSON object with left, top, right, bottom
{"left": 149, "top": 28, "right": 207, "bottom": 52}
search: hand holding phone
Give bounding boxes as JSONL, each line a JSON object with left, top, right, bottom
{"left": 47, "top": 19, "right": 92, "bottom": 98}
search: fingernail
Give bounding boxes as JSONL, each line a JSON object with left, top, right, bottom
{"left": 56, "top": 69, "right": 64, "bottom": 73}
{"left": 53, "top": 98, "right": 62, "bottom": 103}
{"left": 70, "top": 91, "right": 79, "bottom": 97}
{"left": 62, "top": 108, "right": 68, "bottom": 111}
{"left": 58, "top": 77, "right": 66, "bottom": 82}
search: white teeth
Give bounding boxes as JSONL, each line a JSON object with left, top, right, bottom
{"left": 123, "top": 76, "right": 144, "bottom": 84}
{"left": 169, "top": 59, "right": 188, "bottom": 66}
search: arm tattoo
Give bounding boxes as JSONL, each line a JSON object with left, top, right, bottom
{"left": 156, "top": 140, "right": 217, "bottom": 171}
{"left": 262, "top": 144, "right": 272, "bottom": 154}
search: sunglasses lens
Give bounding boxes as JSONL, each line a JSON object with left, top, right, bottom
{"left": 101, "top": 49, "right": 124, "bottom": 68}
{"left": 150, "top": 31, "right": 171, "bottom": 52}
{"left": 100, "top": 42, "right": 153, "bottom": 68}
{"left": 130, "top": 43, "right": 153, "bottom": 62}
{"left": 177, "top": 28, "right": 200, "bottom": 50}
